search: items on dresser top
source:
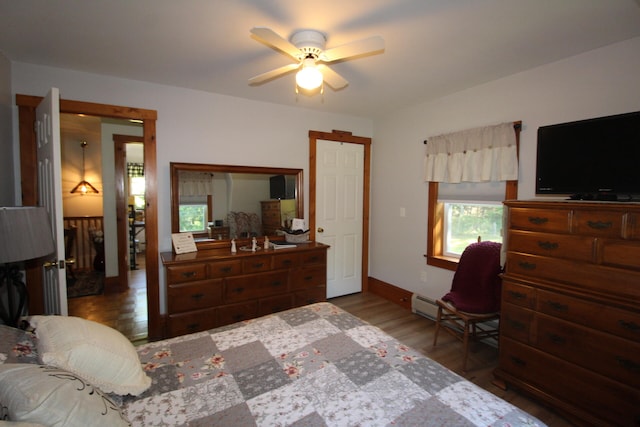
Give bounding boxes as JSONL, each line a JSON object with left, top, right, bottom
{"left": 495, "top": 200, "right": 640, "bottom": 427}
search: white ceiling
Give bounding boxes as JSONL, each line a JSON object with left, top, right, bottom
{"left": 2, "top": 0, "right": 640, "bottom": 119}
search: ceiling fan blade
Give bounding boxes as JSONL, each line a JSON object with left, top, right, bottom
{"left": 317, "top": 64, "right": 348, "bottom": 90}
{"left": 248, "top": 63, "right": 300, "bottom": 85}
{"left": 250, "top": 27, "right": 300, "bottom": 60}
{"left": 321, "top": 35, "right": 385, "bottom": 62}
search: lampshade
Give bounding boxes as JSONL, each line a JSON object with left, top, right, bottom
{"left": 0, "top": 207, "right": 55, "bottom": 264}
{"left": 296, "top": 58, "right": 323, "bottom": 90}
{"left": 70, "top": 141, "right": 99, "bottom": 195}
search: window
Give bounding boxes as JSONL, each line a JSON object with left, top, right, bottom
{"left": 178, "top": 204, "right": 208, "bottom": 232}
{"left": 426, "top": 122, "right": 520, "bottom": 270}
{"left": 442, "top": 201, "right": 503, "bottom": 257}
{"left": 129, "top": 176, "right": 145, "bottom": 209}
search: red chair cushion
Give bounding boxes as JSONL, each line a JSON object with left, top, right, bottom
{"left": 441, "top": 241, "right": 502, "bottom": 314}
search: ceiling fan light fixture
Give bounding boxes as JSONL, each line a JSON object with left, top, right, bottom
{"left": 296, "top": 58, "right": 323, "bottom": 90}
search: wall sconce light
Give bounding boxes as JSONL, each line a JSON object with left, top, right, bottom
{"left": 70, "top": 141, "right": 99, "bottom": 195}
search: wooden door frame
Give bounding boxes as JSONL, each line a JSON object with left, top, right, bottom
{"left": 114, "top": 134, "right": 145, "bottom": 290}
{"left": 308, "top": 130, "right": 371, "bottom": 292}
{"left": 16, "top": 95, "right": 162, "bottom": 340}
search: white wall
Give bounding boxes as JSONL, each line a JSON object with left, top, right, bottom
{"left": 11, "top": 63, "right": 373, "bottom": 253}
{"left": 370, "top": 36, "right": 640, "bottom": 301}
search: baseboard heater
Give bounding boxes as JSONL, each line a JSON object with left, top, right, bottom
{"left": 411, "top": 294, "right": 439, "bottom": 320}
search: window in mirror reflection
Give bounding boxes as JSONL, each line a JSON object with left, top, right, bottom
{"left": 179, "top": 204, "right": 208, "bottom": 232}
{"left": 130, "top": 176, "right": 146, "bottom": 209}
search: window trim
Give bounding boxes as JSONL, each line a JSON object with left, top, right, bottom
{"left": 426, "top": 122, "right": 520, "bottom": 271}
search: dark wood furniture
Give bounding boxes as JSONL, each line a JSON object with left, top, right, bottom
{"left": 495, "top": 200, "right": 640, "bottom": 426}
{"left": 161, "top": 242, "right": 328, "bottom": 337}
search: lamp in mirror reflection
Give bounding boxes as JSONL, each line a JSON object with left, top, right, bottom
{"left": 70, "top": 141, "right": 99, "bottom": 195}
{"left": 0, "top": 207, "right": 55, "bottom": 326}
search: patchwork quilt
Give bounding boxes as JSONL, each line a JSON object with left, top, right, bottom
{"left": 117, "top": 302, "right": 545, "bottom": 426}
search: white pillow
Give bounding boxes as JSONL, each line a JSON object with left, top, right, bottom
{"left": 0, "top": 364, "right": 130, "bottom": 427}
{"left": 28, "top": 316, "right": 151, "bottom": 396}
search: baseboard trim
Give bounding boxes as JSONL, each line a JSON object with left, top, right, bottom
{"left": 367, "top": 277, "right": 412, "bottom": 311}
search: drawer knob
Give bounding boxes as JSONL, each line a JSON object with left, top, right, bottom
{"left": 304, "top": 275, "right": 313, "bottom": 281}
{"left": 220, "top": 266, "right": 232, "bottom": 273}
{"left": 587, "top": 220, "right": 612, "bottom": 230}
{"left": 191, "top": 293, "right": 204, "bottom": 300}
{"left": 619, "top": 319, "right": 640, "bottom": 333}
{"left": 271, "top": 280, "right": 283, "bottom": 287}
{"left": 518, "top": 261, "right": 536, "bottom": 270}
{"left": 537, "top": 241, "right": 559, "bottom": 250}
{"left": 187, "top": 323, "right": 199, "bottom": 331}
{"left": 282, "top": 259, "right": 292, "bottom": 265}
{"left": 234, "top": 287, "right": 244, "bottom": 294}
{"left": 528, "top": 216, "right": 548, "bottom": 225}
{"left": 181, "top": 271, "right": 197, "bottom": 278}
{"left": 546, "top": 301, "right": 568, "bottom": 312}
{"left": 508, "top": 320, "right": 525, "bottom": 331}
{"left": 547, "top": 333, "right": 567, "bottom": 345}
{"left": 510, "top": 356, "right": 527, "bottom": 367}
{"left": 253, "top": 262, "right": 264, "bottom": 268}
{"left": 508, "top": 291, "right": 526, "bottom": 300}
{"left": 616, "top": 357, "right": 640, "bottom": 373}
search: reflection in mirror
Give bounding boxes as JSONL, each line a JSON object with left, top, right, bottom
{"left": 170, "top": 163, "right": 303, "bottom": 246}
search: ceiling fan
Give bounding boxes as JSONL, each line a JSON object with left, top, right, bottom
{"left": 248, "top": 27, "right": 385, "bottom": 91}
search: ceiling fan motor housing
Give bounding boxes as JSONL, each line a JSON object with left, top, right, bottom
{"left": 290, "top": 30, "right": 326, "bottom": 59}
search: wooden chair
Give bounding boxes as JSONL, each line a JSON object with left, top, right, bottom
{"left": 433, "top": 241, "right": 502, "bottom": 372}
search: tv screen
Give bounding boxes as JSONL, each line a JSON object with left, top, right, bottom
{"left": 269, "top": 175, "right": 295, "bottom": 199}
{"left": 536, "top": 111, "right": 640, "bottom": 201}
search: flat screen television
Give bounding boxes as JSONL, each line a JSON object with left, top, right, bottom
{"left": 535, "top": 110, "right": 640, "bottom": 201}
{"left": 269, "top": 175, "right": 295, "bottom": 200}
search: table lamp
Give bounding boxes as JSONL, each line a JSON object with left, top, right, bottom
{"left": 0, "top": 206, "right": 55, "bottom": 326}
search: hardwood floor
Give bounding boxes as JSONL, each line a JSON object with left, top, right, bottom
{"left": 69, "top": 278, "right": 573, "bottom": 426}
{"left": 67, "top": 257, "right": 148, "bottom": 343}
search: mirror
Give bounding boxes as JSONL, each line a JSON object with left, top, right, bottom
{"left": 170, "top": 163, "right": 303, "bottom": 247}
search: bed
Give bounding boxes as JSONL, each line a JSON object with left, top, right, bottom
{"left": 0, "top": 302, "right": 546, "bottom": 426}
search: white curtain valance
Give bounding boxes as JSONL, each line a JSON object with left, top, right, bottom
{"left": 423, "top": 122, "right": 518, "bottom": 183}
{"left": 179, "top": 171, "right": 214, "bottom": 196}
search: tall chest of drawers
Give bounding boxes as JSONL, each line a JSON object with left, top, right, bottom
{"left": 161, "top": 242, "right": 328, "bottom": 338}
{"left": 495, "top": 201, "right": 640, "bottom": 426}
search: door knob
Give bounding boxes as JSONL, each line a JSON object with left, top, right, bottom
{"left": 317, "top": 227, "right": 324, "bottom": 233}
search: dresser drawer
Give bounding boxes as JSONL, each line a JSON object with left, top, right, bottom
{"left": 208, "top": 259, "right": 242, "bottom": 278}
{"left": 301, "top": 249, "right": 326, "bottom": 265}
{"left": 501, "top": 303, "right": 533, "bottom": 344}
{"left": 535, "top": 313, "right": 640, "bottom": 387}
{"left": 242, "top": 255, "right": 273, "bottom": 273}
{"left": 502, "top": 280, "right": 536, "bottom": 309}
{"left": 257, "top": 294, "right": 294, "bottom": 317}
{"left": 572, "top": 209, "right": 625, "bottom": 238}
{"left": 217, "top": 301, "right": 257, "bottom": 326}
{"left": 167, "top": 279, "right": 223, "bottom": 313}
{"left": 508, "top": 230, "right": 595, "bottom": 262}
{"left": 601, "top": 239, "right": 640, "bottom": 270}
{"left": 166, "top": 263, "right": 207, "bottom": 284}
{"left": 225, "top": 271, "right": 289, "bottom": 302}
{"left": 509, "top": 207, "right": 571, "bottom": 233}
{"left": 536, "top": 289, "right": 640, "bottom": 342}
{"left": 167, "top": 307, "right": 217, "bottom": 337}
{"left": 291, "top": 265, "right": 327, "bottom": 290}
{"left": 262, "top": 209, "right": 280, "bottom": 225}
{"left": 499, "top": 337, "right": 640, "bottom": 427}
{"left": 506, "top": 252, "right": 640, "bottom": 299}
{"left": 295, "top": 287, "right": 326, "bottom": 306}
{"left": 272, "top": 252, "right": 301, "bottom": 269}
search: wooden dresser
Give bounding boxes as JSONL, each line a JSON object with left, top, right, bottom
{"left": 261, "top": 200, "right": 297, "bottom": 235}
{"left": 495, "top": 200, "right": 640, "bottom": 426}
{"left": 161, "top": 242, "right": 328, "bottom": 338}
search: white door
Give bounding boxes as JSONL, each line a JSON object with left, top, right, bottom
{"left": 315, "top": 140, "right": 364, "bottom": 298}
{"left": 36, "top": 88, "right": 68, "bottom": 315}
